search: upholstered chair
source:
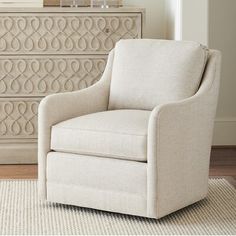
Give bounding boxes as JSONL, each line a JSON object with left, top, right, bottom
{"left": 38, "top": 39, "right": 221, "bottom": 219}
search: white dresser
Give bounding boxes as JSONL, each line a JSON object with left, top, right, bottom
{"left": 0, "top": 7, "right": 145, "bottom": 163}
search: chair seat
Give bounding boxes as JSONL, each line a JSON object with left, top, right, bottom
{"left": 51, "top": 110, "right": 151, "bottom": 162}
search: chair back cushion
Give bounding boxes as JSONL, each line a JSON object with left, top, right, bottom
{"left": 108, "top": 39, "right": 208, "bottom": 110}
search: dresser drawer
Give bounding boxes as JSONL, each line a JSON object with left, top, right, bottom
{"left": 0, "top": 13, "right": 141, "bottom": 54}
{"left": 0, "top": 7, "right": 144, "bottom": 163}
{"left": 0, "top": 55, "right": 107, "bottom": 97}
{"left": 0, "top": 98, "right": 39, "bottom": 139}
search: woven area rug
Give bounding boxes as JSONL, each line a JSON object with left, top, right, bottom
{"left": 0, "top": 179, "right": 235, "bottom": 235}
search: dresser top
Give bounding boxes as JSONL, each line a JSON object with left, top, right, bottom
{"left": 0, "top": 6, "right": 145, "bottom": 13}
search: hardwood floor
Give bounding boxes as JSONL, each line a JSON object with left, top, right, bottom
{"left": 0, "top": 164, "right": 37, "bottom": 179}
{"left": 209, "top": 146, "right": 236, "bottom": 187}
{"left": 0, "top": 147, "right": 235, "bottom": 187}
{"left": 0, "top": 164, "right": 235, "bottom": 179}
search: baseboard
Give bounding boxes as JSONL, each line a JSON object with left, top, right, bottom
{"left": 211, "top": 145, "right": 236, "bottom": 166}
{"left": 213, "top": 118, "right": 236, "bottom": 145}
{"left": 0, "top": 143, "right": 37, "bottom": 164}
{"left": 1, "top": 145, "right": 234, "bottom": 164}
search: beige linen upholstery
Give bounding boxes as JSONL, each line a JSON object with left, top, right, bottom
{"left": 147, "top": 51, "right": 221, "bottom": 218}
{"left": 38, "top": 39, "right": 221, "bottom": 219}
{"left": 47, "top": 152, "right": 147, "bottom": 217}
{"left": 109, "top": 39, "right": 208, "bottom": 110}
{"left": 51, "top": 110, "right": 150, "bottom": 162}
{"left": 38, "top": 49, "right": 114, "bottom": 198}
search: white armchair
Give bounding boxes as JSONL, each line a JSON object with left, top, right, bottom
{"left": 38, "top": 39, "right": 221, "bottom": 219}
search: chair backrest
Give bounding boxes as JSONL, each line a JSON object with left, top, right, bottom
{"left": 108, "top": 39, "right": 209, "bottom": 110}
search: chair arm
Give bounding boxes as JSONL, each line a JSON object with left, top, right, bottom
{"left": 147, "top": 50, "right": 221, "bottom": 218}
{"left": 38, "top": 50, "right": 114, "bottom": 199}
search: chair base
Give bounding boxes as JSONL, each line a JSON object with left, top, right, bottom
{"left": 46, "top": 152, "right": 149, "bottom": 217}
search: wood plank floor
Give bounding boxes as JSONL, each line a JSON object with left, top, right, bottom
{"left": 209, "top": 147, "right": 236, "bottom": 187}
{"left": 0, "top": 147, "right": 235, "bottom": 187}
{"left": 0, "top": 164, "right": 235, "bottom": 179}
{"left": 0, "top": 164, "right": 235, "bottom": 187}
{"left": 0, "top": 164, "right": 37, "bottom": 179}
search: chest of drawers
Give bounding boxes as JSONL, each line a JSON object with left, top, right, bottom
{"left": 0, "top": 7, "right": 145, "bottom": 163}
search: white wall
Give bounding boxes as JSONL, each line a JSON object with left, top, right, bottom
{"left": 209, "top": 0, "right": 236, "bottom": 145}
{"left": 126, "top": 0, "right": 236, "bottom": 145}
{"left": 181, "top": 0, "right": 209, "bottom": 46}
{"left": 165, "top": 0, "right": 236, "bottom": 145}
{"left": 123, "top": 0, "right": 166, "bottom": 39}
{"left": 165, "top": 0, "right": 208, "bottom": 45}
{"left": 165, "top": 0, "right": 181, "bottom": 40}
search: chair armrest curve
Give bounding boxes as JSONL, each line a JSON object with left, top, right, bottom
{"left": 38, "top": 49, "right": 115, "bottom": 199}
{"left": 146, "top": 50, "right": 221, "bottom": 218}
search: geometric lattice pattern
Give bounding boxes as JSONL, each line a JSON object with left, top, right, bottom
{"left": 0, "top": 99, "right": 39, "bottom": 138}
{"left": 0, "top": 57, "right": 107, "bottom": 96}
{"left": 0, "top": 14, "right": 141, "bottom": 54}
{"left": 0, "top": 10, "right": 142, "bottom": 148}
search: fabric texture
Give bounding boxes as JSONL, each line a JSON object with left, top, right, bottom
{"left": 51, "top": 110, "right": 150, "bottom": 162}
{"left": 147, "top": 50, "right": 221, "bottom": 218}
{"left": 47, "top": 152, "right": 147, "bottom": 217}
{"left": 38, "top": 50, "right": 114, "bottom": 199}
{"left": 38, "top": 39, "right": 221, "bottom": 219}
{"left": 1, "top": 179, "right": 235, "bottom": 235}
{"left": 109, "top": 39, "right": 208, "bottom": 110}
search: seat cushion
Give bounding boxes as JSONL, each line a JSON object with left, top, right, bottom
{"left": 108, "top": 39, "right": 209, "bottom": 110}
{"left": 51, "top": 110, "right": 151, "bottom": 162}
